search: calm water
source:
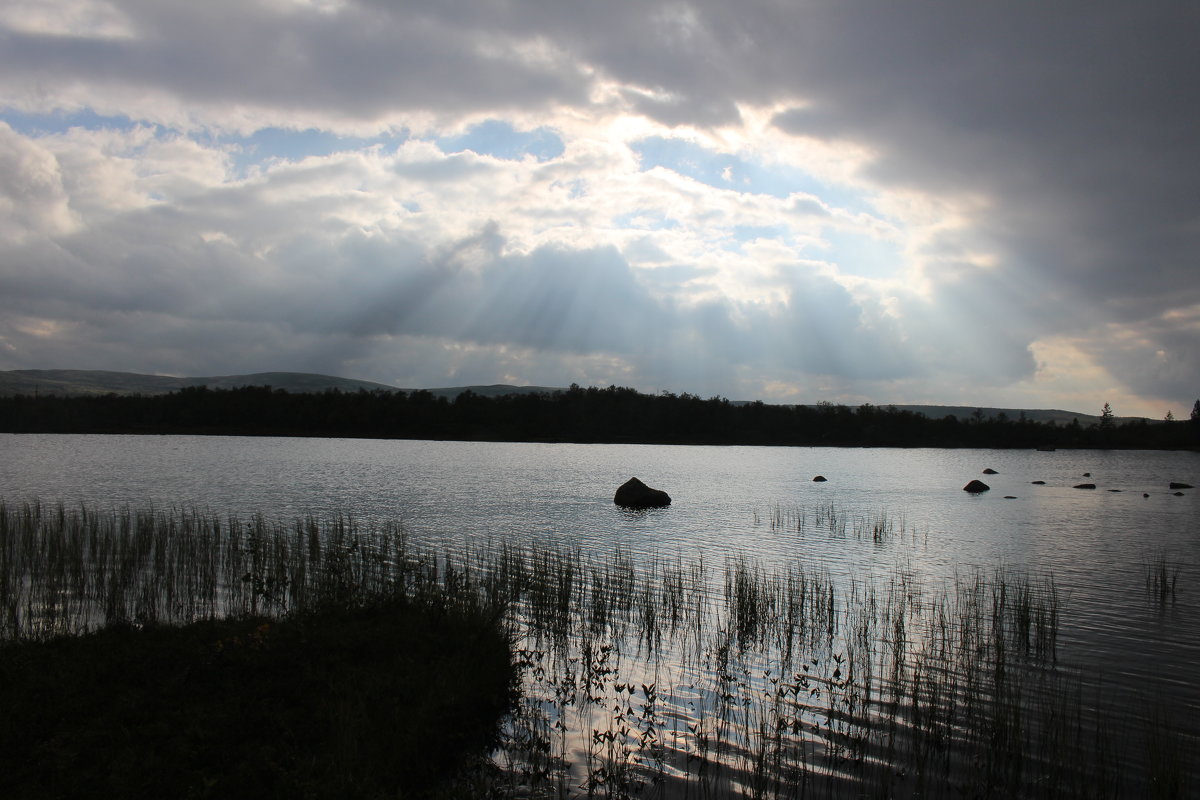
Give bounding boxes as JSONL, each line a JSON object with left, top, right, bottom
{"left": 2, "top": 434, "right": 1198, "bottom": 790}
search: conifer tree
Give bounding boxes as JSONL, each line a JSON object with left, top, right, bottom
{"left": 1100, "top": 402, "right": 1114, "bottom": 428}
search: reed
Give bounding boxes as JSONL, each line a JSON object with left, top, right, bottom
{"left": 1145, "top": 553, "right": 1180, "bottom": 606}
{"left": 2, "top": 499, "right": 1193, "bottom": 798}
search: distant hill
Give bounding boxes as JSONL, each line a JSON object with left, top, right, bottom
{"left": 0, "top": 369, "right": 1139, "bottom": 426}
{"left": 423, "top": 384, "right": 560, "bottom": 399}
{"left": 0, "top": 370, "right": 569, "bottom": 399}
{"left": 0, "top": 370, "right": 399, "bottom": 397}
{"left": 852, "top": 404, "right": 1140, "bottom": 427}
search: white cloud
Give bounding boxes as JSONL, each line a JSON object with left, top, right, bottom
{"left": 0, "top": 124, "right": 78, "bottom": 240}
{"left": 0, "top": 1, "right": 1197, "bottom": 416}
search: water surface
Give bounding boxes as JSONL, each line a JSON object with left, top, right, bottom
{"left": 2, "top": 434, "right": 1197, "bottom": 791}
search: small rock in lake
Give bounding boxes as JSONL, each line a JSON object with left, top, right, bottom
{"left": 1031, "top": 480, "right": 1046, "bottom": 485}
{"left": 1144, "top": 493, "right": 1150, "bottom": 498}
{"left": 983, "top": 468, "right": 998, "bottom": 474}
{"left": 1169, "top": 482, "right": 1194, "bottom": 489}
{"left": 614, "top": 477, "right": 672, "bottom": 509}
{"left": 812, "top": 475, "right": 827, "bottom": 482}
{"left": 1108, "top": 489, "right": 1122, "bottom": 492}
{"left": 1174, "top": 491, "right": 1185, "bottom": 496}
{"left": 1004, "top": 495, "right": 1017, "bottom": 499}
{"left": 1074, "top": 483, "right": 1097, "bottom": 490}
{"left": 963, "top": 479, "right": 990, "bottom": 493}
{"left": 1083, "top": 472, "right": 1091, "bottom": 477}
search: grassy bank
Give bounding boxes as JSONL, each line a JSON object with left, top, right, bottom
{"left": 0, "top": 502, "right": 517, "bottom": 799}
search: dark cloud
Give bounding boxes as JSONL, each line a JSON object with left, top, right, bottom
{"left": 1, "top": 1, "right": 1196, "bottom": 408}
{"left": 0, "top": 2, "right": 592, "bottom": 118}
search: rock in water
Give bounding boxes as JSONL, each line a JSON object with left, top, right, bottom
{"left": 1169, "top": 482, "right": 1193, "bottom": 489}
{"left": 982, "top": 468, "right": 998, "bottom": 474}
{"left": 1073, "top": 483, "right": 1096, "bottom": 490}
{"left": 812, "top": 475, "right": 827, "bottom": 482}
{"left": 614, "top": 477, "right": 672, "bottom": 508}
{"left": 963, "top": 480, "right": 990, "bottom": 493}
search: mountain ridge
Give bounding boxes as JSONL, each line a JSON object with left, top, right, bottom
{"left": 0, "top": 369, "right": 1137, "bottom": 426}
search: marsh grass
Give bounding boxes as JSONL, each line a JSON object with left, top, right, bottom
{"left": 0, "top": 500, "right": 517, "bottom": 799}
{"left": 1145, "top": 553, "right": 1180, "bottom": 606}
{"left": 2, "top": 500, "right": 1194, "bottom": 798}
{"left": 759, "top": 501, "right": 923, "bottom": 547}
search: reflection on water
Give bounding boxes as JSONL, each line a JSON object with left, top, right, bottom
{"left": 1, "top": 434, "right": 1197, "bottom": 795}
{"left": 488, "top": 513, "right": 1174, "bottom": 798}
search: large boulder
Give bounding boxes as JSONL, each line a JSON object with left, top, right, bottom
{"left": 963, "top": 480, "right": 990, "bottom": 493}
{"left": 614, "top": 477, "right": 671, "bottom": 509}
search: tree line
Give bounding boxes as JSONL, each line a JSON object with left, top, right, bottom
{"left": 0, "top": 384, "right": 1196, "bottom": 449}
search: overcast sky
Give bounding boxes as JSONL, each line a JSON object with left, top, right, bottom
{"left": 1, "top": 1, "right": 1197, "bottom": 416}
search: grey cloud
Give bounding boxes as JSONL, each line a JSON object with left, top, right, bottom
{"left": 0, "top": 170, "right": 948, "bottom": 389}
{"left": 756, "top": 2, "right": 1199, "bottom": 401}
{"left": 3, "top": 0, "right": 1197, "bottom": 406}
{"left": 627, "top": 93, "right": 742, "bottom": 129}
{"left": 0, "top": 3, "right": 591, "bottom": 120}
{"left": 1081, "top": 319, "right": 1200, "bottom": 404}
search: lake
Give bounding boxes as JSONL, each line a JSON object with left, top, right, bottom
{"left": 2, "top": 433, "right": 1197, "bottom": 794}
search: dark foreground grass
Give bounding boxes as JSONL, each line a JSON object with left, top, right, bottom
{"left": 0, "top": 598, "right": 517, "bottom": 799}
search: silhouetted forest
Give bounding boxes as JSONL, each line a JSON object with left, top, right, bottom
{"left": 2, "top": 384, "right": 1197, "bottom": 449}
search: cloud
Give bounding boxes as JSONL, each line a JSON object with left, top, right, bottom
{"left": 0, "top": 123, "right": 77, "bottom": 239}
{"left": 0, "top": 121, "right": 937, "bottom": 394}
{"left": 0, "top": 1, "right": 1197, "bottom": 415}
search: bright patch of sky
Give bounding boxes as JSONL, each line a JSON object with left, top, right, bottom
{"left": 0, "top": 109, "right": 407, "bottom": 178}
{"left": 612, "top": 210, "right": 680, "bottom": 231}
{"left": 0, "top": 108, "right": 140, "bottom": 136}
{"left": 821, "top": 230, "right": 905, "bottom": 281}
{"left": 217, "top": 127, "right": 406, "bottom": 176}
{"left": 436, "top": 120, "right": 564, "bottom": 162}
{"left": 730, "top": 225, "right": 792, "bottom": 246}
{"left": 630, "top": 136, "right": 874, "bottom": 215}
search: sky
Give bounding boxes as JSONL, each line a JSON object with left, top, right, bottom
{"left": 1, "top": 1, "right": 1197, "bottom": 417}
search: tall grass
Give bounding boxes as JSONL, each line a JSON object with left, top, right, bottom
{"left": 1145, "top": 552, "right": 1181, "bottom": 607}
{"left": 2, "top": 500, "right": 1193, "bottom": 798}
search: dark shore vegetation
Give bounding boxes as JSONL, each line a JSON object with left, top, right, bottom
{"left": 3, "top": 500, "right": 1193, "bottom": 798}
{"left": 2, "top": 383, "right": 1197, "bottom": 448}
{"left": 0, "top": 503, "right": 517, "bottom": 799}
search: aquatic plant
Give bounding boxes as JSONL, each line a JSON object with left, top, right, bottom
{"left": 1145, "top": 553, "right": 1181, "bottom": 606}
{"left": 2, "top": 500, "right": 1194, "bottom": 798}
